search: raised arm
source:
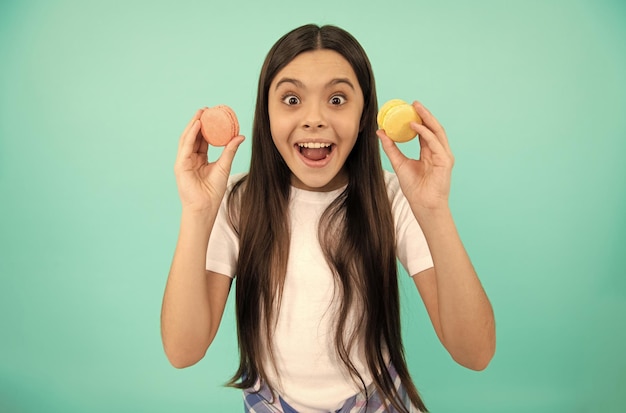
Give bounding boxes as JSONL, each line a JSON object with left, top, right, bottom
{"left": 161, "top": 109, "right": 244, "bottom": 368}
{"left": 378, "top": 101, "right": 495, "bottom": 370}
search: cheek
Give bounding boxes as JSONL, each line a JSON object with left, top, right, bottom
{"left": 268, "top": 110, "right": 282, "bottom": 137}
{"left": 336, "top": 109, "right": 363, "bottom": 138}
{"left": 268, "top": 105, "right": 292, "bottom": 135}
{"left": 269, "top": 117, "right": 290, "bottom": 143}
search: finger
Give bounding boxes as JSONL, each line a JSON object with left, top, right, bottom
{"left": 177, "top": 119, "right": 203, "bottom": 161}
{"left": 412, "top": 101, "right": 451, "bottom": 152}
{"left": 215, "top": 135, "right": 246, "bottom": 175}
{"left": 418, "top": 136, "right": 432, "bottom": 160}
{"left": 183, "top": 109, "right": 204, "bottom": 138}
{"left": 178, "top": 109, "right": 205, "bottom": 154}
{"left": 376, "top": 129, "right": 409, "bottom": 170}
{"left": 410, "top": 121, "right": 446, "bottom": 156}
{"left": 195, "top": 129, "right": 208, "bottom": 157}
{"left": 412, "top": 122, "right": 455, "bottom": 168}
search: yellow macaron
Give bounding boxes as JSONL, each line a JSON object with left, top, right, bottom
{"left": 377, "top": 99, "right": 422, "bottom": 143}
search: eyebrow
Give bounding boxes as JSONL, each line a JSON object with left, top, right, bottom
{"left": 329, "top": 78, "right": 356, "bottom": 90}
{"left": 274, "top": 77, "right": 356, "bottom": 91}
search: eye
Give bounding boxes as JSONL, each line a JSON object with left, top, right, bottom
{"left": 282, "top": 94, "right": 300, "bottom": 105}
{"left": 329, "top": 95, "right": 347, "bottom": 105}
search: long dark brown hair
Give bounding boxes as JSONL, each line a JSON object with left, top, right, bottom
{"left": 226, "top": 24, "right": 427, "bottom": 412}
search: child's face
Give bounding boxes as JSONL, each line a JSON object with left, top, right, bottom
{"left": 268, "top": 49, "right": 364, "bottom": 192}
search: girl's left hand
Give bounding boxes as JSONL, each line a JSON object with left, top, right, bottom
{"left": 377, "top": 101, "right": 455, "bottom": 214}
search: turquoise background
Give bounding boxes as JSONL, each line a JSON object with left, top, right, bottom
{"left": 1, "top": 0, "right": 625, "bottom": 411}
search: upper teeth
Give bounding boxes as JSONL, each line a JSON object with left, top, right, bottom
{"left": 298, "top": 142, "right": 332, "bottom": 149}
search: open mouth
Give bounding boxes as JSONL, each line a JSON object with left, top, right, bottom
{"left": 297, "top": 142, "right": 334, "bottom": 161}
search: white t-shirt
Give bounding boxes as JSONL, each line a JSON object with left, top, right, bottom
{"left": 206, "top": 171, "right": 433, "bottom": 412}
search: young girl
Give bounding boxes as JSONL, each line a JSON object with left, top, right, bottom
{"left": 161, "top": 24, "right": 495, "bottom": 413}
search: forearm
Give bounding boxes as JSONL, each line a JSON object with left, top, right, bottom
{"left": 161, "top": 209, "right": 216, "bottom": 368}
{"left": 416, "top": 207, "right": 496, "bottom": 370}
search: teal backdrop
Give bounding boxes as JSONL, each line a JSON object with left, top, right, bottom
{"left": 1, "top": 0, "right": 625, "bottom": 412}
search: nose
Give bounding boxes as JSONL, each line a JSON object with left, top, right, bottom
{"left": 302, "top": 103, "right": 327, "bottom": 130}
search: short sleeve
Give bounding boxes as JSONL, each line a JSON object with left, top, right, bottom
{"left": 205, "top": 174, "right": 244, "bottom": 278}
{"left": 385, "top": 171, "right": 434, "bottom": 276}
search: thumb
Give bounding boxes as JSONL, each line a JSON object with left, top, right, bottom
{"left": 216, "top": 135, "right": 246, "bottom": 173}
{"left": 377, "top": 129, "right": 407, "bottom": 171}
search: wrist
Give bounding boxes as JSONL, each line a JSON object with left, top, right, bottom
{"left": 412, "top": 205, "right": 454, "bottom": 232}
{"left": 179, "top": 207, "right": 217, "bottom": 236}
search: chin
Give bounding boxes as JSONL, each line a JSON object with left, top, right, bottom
{"left": 291, "top": 171, "right": 345, "bottom": 192}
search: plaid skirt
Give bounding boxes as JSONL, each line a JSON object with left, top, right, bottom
{"left": 243, "top": 364, "right": 422, "bottom": 413}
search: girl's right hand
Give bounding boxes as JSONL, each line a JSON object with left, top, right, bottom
{"left": 174, "top": 109, "right": 245, "bottom": 213}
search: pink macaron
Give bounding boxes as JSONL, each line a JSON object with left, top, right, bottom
{"left": 200, "top": 105, "right": 240, "bottom": 147}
